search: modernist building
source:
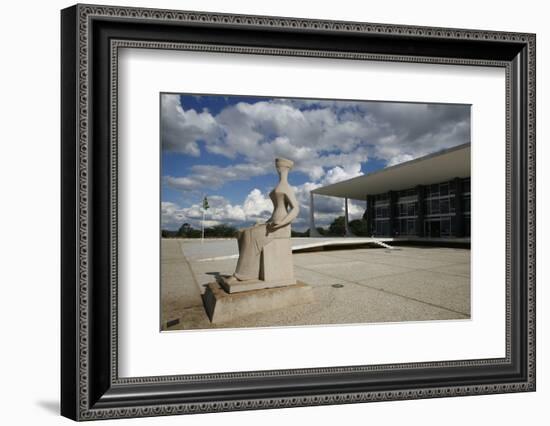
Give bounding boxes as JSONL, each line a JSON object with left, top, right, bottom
{"left": 309, "top": 143, "right": 470, "bottom": 239}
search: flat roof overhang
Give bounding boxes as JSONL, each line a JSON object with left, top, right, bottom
{"left": 311, "top": 143, "right": 470, "bottom": 201}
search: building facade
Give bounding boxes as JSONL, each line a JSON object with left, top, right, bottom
{"left": 309, "top": 143, "right": 471, "bottom": 240}
{"left": 365, "top": 177, "right": 470, "bottom": 238}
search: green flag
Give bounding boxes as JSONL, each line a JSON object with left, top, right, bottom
{"left": 203, "top": 196, "right": 209, "bottom": 210}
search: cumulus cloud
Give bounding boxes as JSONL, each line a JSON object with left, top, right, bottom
{"left": 162, "top": 189, "right": 281, "bottom": 230}
{"left": 321, "top": 163, "right": 363, "bottom": 185}
{"left": 161, "top": 94, "right": 221, "bottom": 156}
{"left": 161, "top": 201, "right": 189, "bottom": 229}
{"left": 161, "top": 96, "right": 376, "bottom": 180}
{"left": 162, "top": 95, "right": 468, "bottom": 181}
{"left": 288, "top": 176, "right": 366, "bottom": 231}
{"left": 364, "top": 102, "right": 471, "bottom": 162}
{"left": 164, "top": 163, "right": 266, "bottom": 191}
{"left": 242, "top": 189, "right": 273, "bottom": 220}
{"left": 162, "top": 198, "right": 244, "bottom": 229}
{"left": 162, "top": 186, "right": 365, "bottom": 232}
{"left": 161, "top": 95, "right": 470, "bottom": 230}
{"left": 387, "top": 153, "right": 415, "bottom": 167}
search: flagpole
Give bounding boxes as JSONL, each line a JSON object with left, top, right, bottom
{"left": 201, "top": 200, "right": 205, "bottom": 244}
{"left": 201, "top": 195, "right": 209, "bottom": 244}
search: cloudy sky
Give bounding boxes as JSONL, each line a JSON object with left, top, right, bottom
{"left": 161, "top": 94, "right": 470, "bottom": 232}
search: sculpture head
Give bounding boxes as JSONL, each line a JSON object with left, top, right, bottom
{"left": 275, "top": 157, "right": 294, "bottom": 174}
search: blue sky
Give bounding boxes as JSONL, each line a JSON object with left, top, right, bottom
{"left": 161, "top": 94, "right": 470, "bottom": 231}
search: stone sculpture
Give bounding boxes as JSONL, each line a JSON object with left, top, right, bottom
{"left": 220, "top": 157, "right": 300, "bottom": 293}
{"left": 204, "top": 157, "right": 314, "bottom": 322}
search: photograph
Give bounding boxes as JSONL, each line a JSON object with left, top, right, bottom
{"left": 58, "top": 3, "right": 536, "bottom": 420}
{"left": 160, "top": 93, "right": 472, "bottom": 330}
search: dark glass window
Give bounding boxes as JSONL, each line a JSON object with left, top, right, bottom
{"left": 463, "top": 196, "right": 471, "bottom": 213}
{"left": 375, "top": 220, "right": 390, "bottom": 235}
{"left": 440, "top": 183, "right": 449, "bottom": 196}
{"left": 407, "top": 219, "right": 416, "bottom": 235}
{"left": 375, "top": 206, "right": 389, "bottom": 218}
{"left": 397, "top": 218, "right": 416, "bottom": 235}
{"left": 440, "top": 199, "right": 450, "bottom": 214}
{"left": 441, "top": 218, "right": 451, "bottom": 237}
{"left": 463, "top": 178, "right": 471, "bottom": 193}
{"left": 465, "top": 216, "right": 471, "bottom": 237}
{"left": 449, "top": 180, "right": 456, "bottom": 194}
{"left": 397, "top": 201, "right": 417, "bottom": 217}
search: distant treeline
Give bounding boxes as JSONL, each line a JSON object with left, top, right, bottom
{"left": 162, "top": 217, "right": 371, "bottom": 239}
{"left": 162, "top": 223, "right": 238, "bottom": 239}
{"left": 323, "top": 216, "right": 370, "bottom": 236}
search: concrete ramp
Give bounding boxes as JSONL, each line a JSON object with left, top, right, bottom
{"left": 161, "top": 239, "right": 209, "bottom": 329}
{"left": 371, "top": 239, "right": 398, "bottom": 250}
{"left": 189, "top": 237, "right": 397, "bottom": 262}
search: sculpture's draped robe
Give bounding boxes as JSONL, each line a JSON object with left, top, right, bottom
{"left": 232, "top": 190, "right": 291, "bottom": 281}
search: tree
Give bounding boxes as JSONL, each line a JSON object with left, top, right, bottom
{"left": 204, "top": 224, "right": 238, "bottom": 238}
{"left": 291, "top": 229, "right": 309, "bottom": 237}
{"left": 161, "top": 229, "right": 178, "bottom": 238}
{"left": 188, "top": 229, "right": 201, "bottom": 238}
{"left": 328, "top": 216, "right": 346, "bottom": 236}
{"left": 177, "top": 223, "right": 192, "bottom": 237}
{"left": 349, "top": 218, "right": 370, "bottom": 236}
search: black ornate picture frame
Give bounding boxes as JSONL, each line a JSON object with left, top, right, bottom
{"left": 61, "top": 4, "right": 536, "bottom": 421}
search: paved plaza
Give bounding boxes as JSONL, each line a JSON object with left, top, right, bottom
{"left": 161, "top": 238, "right": 470, "bottom": 330}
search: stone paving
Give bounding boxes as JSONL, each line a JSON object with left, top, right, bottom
{"left": 160, "top": 239, "right": 470, "bottom": 331}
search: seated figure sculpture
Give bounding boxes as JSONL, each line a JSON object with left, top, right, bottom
{"left": 220, "top": 158, "right": 299, "bottom": 293}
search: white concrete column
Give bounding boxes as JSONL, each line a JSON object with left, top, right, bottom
{"left": 344, "top": 197, "right": 350, "bottom": 237}
{"left": 344, "top": 197, "right": 355, "bottom": 237}
{"left": 309, "top": 192, "right": 321, "bottom": 237}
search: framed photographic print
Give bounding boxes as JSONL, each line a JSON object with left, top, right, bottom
{"left": 61, "top": 3, "right": 536, "bottom": 421}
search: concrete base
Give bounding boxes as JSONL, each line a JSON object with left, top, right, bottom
{"left": 203, "top": 281, "right": 314, "bottom": 323}
{"left": 219, "top": 275, "right": 296, "bottom": 294}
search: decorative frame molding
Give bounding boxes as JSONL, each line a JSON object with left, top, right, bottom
{"left": 61, "top": 4, "right": 535, "bottom": 421}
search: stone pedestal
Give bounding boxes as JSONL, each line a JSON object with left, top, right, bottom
{"left": 203, "top": 281, "right": 314, "bottom": 324}
{"left": 220, "top": 238, "right": 296, "bottom": 294}
{"left": 219, "top": 276, "right": 296, "bottom": 294}
{"left": 260, "top": 238, "right": 295, "bottom": 284}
